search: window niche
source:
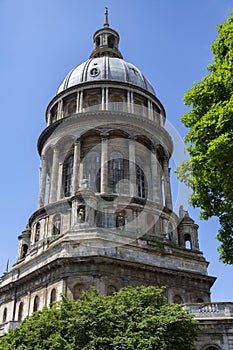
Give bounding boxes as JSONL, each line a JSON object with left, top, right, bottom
{"left": 184, "top": 233, "right": 192, "bottom": 250}
{"left": 21, "top": 244, "right": 28, "bottom": 258}
{"left": 77, "top": 206, "right": 86, "bottom": 224}
{"left": 18, "top": 302, "right": 24, "bottom": 321}
{"left": 173, "top": 295, "right": 183, "bottom": 304}
{"left": 2, "top": 307, "right": 7, "bottom": 323}
{"left": 136, "top": 164, "right": 147, "bottom": 199}
{"left": 33, "top": 296, "right": 40, "bottom": 312}
{"left": 116, "top": 211, "right": 126, "bottom": 231}
{"left": 50, "top": 288, "right": 57, "bottom": 304}
{"left": 63, "top": 94, "right": 77, "bottom": 117}
{"left": 35, "top": 222, "right": 40, "bottom": 243}
{"left": 107, "top": 285, "right": 117, "bottom": 295}
{"left": 50, "top": 104, "right": 58, "bottom": 124}
{"left": 62, "top": 154, "right": 74, "bottom": 197}
{"left": 52, "top": 214, "right": 61, "bottom": 235}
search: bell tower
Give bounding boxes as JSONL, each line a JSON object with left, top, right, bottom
{"left": 0, "top": 10, "right": 215, "bottom": 330}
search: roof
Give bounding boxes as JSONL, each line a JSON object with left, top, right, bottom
{"left": 57, "top": 57, "right": 156, "bottom": 95}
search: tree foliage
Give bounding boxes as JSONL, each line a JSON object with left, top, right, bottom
{"left": 0, "top": 286, "right": 197, "bottom": 350}
{"left": 176, "top": 11, "right": 233, "bottom": 263}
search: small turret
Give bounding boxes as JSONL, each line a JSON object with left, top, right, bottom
{"left": 178, "top": 206, "right": 200, "bottom": 250}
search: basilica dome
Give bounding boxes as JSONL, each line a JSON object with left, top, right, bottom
{"left": 57, "top": 57, "right": 155, "bottom": 96}
{"left": 57, "top": 9, "right": 155, "bottom": 96}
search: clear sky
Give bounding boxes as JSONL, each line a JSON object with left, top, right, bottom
{"left": 1, "top": 0, "right": 232, "bottom": 301}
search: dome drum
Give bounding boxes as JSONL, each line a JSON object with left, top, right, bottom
{"left": 47, "top": 82, "right": 165, "bottom": 127}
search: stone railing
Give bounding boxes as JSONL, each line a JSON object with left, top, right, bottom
{"left": 0, "top": 321, "right": 19, "bottom": 336}
{"left": 185, "top": 302, "right": 233, "bottom": 318}
{"left": 59, "top": 102, "right": 163, "bottom": 125}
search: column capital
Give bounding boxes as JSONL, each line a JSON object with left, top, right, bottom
{"left": 74, "top": 137, "right": 81, "bottom": 145}
{"left": 150, "top": 143, "right": 158, "bottom": 154}
{"left": 128, "top": 135, "right": 137, "bottom": 142}
{"left": 100, "top": 132, "right": 109, "bottom": 141}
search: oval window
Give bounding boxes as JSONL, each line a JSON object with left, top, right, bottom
{"left": 90, "top": 67, "right": 100, "bottom": 77}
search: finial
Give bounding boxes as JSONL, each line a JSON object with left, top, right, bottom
{"left": 104, "top": 7, "right": 109, "bottom": 27}
{"left": 5, "top": 259, "right": 9, "bottom": 273}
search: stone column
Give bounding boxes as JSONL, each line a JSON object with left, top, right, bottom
{"left": 72, "top": 139, "right": 81, "bottom": 195}
{"left": 127, "top": 90, "right": 131, "bottom": 113}
{"left": 47, "top": 113, "right": 51, "bottom": 126}
{"left": 102, "top": 88, "right": 105, "bottom": 110}
{"left": 147, "top": 100, "right": 153, "bottom": 120}
{"left": 79, "top": 91, "right": 83, "bottom": 112}
{"left": 151, "top": 146, "right": 162, "bottom": 204}
{"left": 100, "top": 133, "right": 109, "bottom": 194}
{"left": 131, "top": 91, "right": 134, "bottom": 113}
{"left": 129, "top": 137, "right": 136, "bottom": 197}
{"left": 57, "top": 99, "right": 63, "bottom": 119}
{"left": 163, "top": 157, "right": 173, "bottom": 210}
{"left": 38, "top": 155, "right": 47, "bottom": 208}
{"left": 76, "top": 92, "right": 80, "bottom": 113}
{"left": 79, "top": 159, "right": 84, "bottom": 188}
{"left": 57, "top": 162, "right": 63, "bottom": 200}
{"left": 105, "top": 87, "right": 109, "bottom": 110}
{"left": 49, "top": 148, "right": 59, "bottom": 203}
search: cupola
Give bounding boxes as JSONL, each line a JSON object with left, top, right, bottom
{"left": 90, "top": 8, "right": 123, "bottom": 59}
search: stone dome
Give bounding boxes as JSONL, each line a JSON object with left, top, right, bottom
{"left": 57, "top": 57, "right": 155, "bottom": 96}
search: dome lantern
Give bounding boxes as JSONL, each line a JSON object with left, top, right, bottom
{"left": 90, "top": 8, "right": 123, "bottom": 59}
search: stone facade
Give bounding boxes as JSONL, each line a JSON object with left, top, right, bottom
{"left": 187, "top": 303, "right": 233, "bottom": 350}
{"left": 0, "top": 10, "right": 231, "bottom": 349}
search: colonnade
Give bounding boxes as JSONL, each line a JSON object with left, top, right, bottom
{"left": 47, "top": 87, "right": 164, "bottom": 126}
{"left": 38, "top": 135, "right": 172, "bottom": 211}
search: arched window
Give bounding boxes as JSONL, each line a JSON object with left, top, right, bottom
{"left": 67, "top": 101, "right": 76, "bottom": 115}
{"left": 108, "top": 35, "right": 115, "bottom": 48}
{"left": 2, "top": 308, "right": 7, "bottom": 323}
{"left": 50, "top": 289, "right": 57, "bottom": 304}
{"left": 173, "top": 295, "right": 183, "bottom": 304}
{"left": 197, "top": 298, "right": 204, "bottom": 303}
{"left": 184, "top": 234, "right": 192, "bottom": 249}
{"left": 50, "top": 104, "right": 58, "bottom": 124}
{"left": 96, "top": 36, "right": 100, "bottom": 48}
{"left": 88, "top": 98, "right": 100, "bottom": 111}
{"left": 33, "top": 295, "right": 40, "bottom": 312}
{"left": 84, "top": 151, "right": 100, "bottom": 192}
{"left": 35, "top": 222, "right": 40, "bottom": 242}
{"left": 21, "top": 244, "right": 28, "bottom": 258}
{"left": 109, "top": 152, "right": 129, "bottom": 194}
{"left": 204, "top": 347, "right": 221, "bottom": 350}
{"left": 18, "top": 302, "right": 24, "bottom": 321}
{"left": 62, "top": 154, "right": 74, "bottom": 197}
{"left": 110, "top": 96, "right": 123, "bottom": 111}
{"left": 107, "top": 285, "right": 117, "bottom": 296}
{"left": 136, "top": 164, "right": 147, "bottom": 198}
{"left": 53, "top": 214, "right": 61, "bottom": 235}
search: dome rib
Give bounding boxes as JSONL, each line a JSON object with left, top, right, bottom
{"left": 56, "top": 57, "right": 155, "bottom": 95}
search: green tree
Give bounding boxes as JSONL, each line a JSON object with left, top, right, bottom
{"left": 176, "top": 11, "right": 233, "bottom": 264}
{"left": 0, "top": 286, "right": 197, "bottom": 350}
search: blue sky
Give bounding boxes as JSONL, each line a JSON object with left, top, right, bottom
{"left": 1, "top": 0, "right": 232, "bottom": 301}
